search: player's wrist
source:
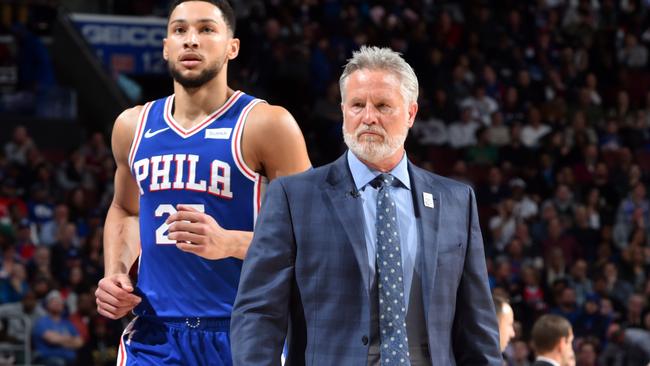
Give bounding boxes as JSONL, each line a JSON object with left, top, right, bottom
{"left": 228, "top": 230, "right": 250, "bottom": 259}
{"left": 105, "top": 264, "right": 130, "bottom": 277}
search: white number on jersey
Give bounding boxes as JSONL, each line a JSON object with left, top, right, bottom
{"left": 154, "top": 204, "right": 205, "bottom": 244}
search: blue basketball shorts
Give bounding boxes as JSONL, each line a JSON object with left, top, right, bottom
{"left": 116, "top": 316, "right": 232, "bottom": 366}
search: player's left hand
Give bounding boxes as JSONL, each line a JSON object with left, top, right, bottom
{"left": 166, "top": 204, "right": 236, "bottom": 260}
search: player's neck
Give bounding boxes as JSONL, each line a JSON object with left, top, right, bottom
{"left": 172, "top": 72, "right": 231, "bottom": 129}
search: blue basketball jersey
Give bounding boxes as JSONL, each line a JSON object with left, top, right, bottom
{"left": 128, "top": 91, "right": 266, "bottom": 318}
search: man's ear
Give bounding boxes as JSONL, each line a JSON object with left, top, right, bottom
{"left": 407, "top": 101, "right": 418, "bottom": 128}
{"left": 163, "top": 38, "right": 169, "bottom": 61}
{"left": 227, "top": 38, "right": 240, "bottom": 60}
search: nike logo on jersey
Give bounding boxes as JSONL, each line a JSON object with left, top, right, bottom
{"left": 144, "top": 127, "right": 170, "bottom": 138}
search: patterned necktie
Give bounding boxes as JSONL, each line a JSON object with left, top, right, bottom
{"left": 373, "top": 173, "right": 411, "bottom": 365}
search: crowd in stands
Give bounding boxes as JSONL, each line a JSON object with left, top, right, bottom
{"left": 2, "top": 0, "right": 650, "bottom": 365}
{"left": 0, "top": 1, "right": 74, "bottom": 119}
{"left": 1, "top": 125, "right": 121, "bottom": 365}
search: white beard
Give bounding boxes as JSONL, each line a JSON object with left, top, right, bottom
{"left": 343, "top": 123, "right": 408, "bottom": 164}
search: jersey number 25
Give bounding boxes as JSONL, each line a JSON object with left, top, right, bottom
{"left": 154, "top": 204, "right": 205, "bottom": 244}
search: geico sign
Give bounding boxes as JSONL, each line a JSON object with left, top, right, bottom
{"left": 81, "top": 24, "right": 165, "bottom": 47}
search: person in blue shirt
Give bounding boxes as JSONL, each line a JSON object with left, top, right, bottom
{"left": 32, "top": 290, "right": 83, "bottom": 366}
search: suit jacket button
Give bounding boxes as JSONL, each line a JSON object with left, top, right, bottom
{"left": 362, "top": 335, "right": 369, "bottom": 345}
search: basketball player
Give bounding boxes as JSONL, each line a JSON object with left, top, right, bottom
{"left": 94, "top": 0, "right": 311, "bottom": 364}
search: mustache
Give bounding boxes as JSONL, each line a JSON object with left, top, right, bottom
{"left": 355, "top": 124, "right": 386, "bottom": 138}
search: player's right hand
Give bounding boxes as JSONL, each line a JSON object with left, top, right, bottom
{"left": 95, "top": 274, "right": 141, "bottom": 319}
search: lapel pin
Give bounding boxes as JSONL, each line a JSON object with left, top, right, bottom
{"left": 423, "top": 192, "right": 434, "bottom": 208}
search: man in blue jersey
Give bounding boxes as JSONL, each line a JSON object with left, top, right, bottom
{"left": 94, "top": 1, "right": 311, "bottom": 364}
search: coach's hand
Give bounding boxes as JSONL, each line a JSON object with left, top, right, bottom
{"left": 167, "top": 204, "right": 239, "bottom": 260}
{"left": 96, "top": 274, "right": 141, "bottom": 319}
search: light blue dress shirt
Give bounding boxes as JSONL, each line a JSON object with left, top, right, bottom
{"left": 347, "top": 151, "right": 419, "bottom": 307}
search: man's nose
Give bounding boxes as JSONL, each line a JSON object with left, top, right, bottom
{"left": 184, "top": 30, "right": 199, "bottom": 48}
{"left": 361, "top": 105, "right": 378, "bottom": 125}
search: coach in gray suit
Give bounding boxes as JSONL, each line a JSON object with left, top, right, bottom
{"left": 231, "top": 46, "right": 501, "bottom": 365}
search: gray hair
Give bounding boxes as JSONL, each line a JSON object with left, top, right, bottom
{"left": 339, "top": 46, "right": 419, "bottom": 104}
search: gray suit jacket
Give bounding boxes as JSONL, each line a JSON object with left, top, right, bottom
{"left": 231, "top": 153, "right": 501, "bottom": 365}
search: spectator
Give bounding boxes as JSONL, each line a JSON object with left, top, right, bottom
{"left": 430, "top": 88, "right": 457, "bottom": 123}
{"left": 494, "top": 294, "right": 516, "bottom": 354}
{"left": 613, "top": 183, "right": 650, "bottom": 250}
{"left": 521, "top": 107, "right": 552, "bottom": 149}
{"left": 55, "top": 150, "right": 94, "bottom": 192}
{"left": 0, "top": 262, "right": 29, "bottom": 304}
{"left": 569, "top": 207, "right": 600, "bottom": 263}
{"left": 599, "top": 322, "right": 650, "bottom": 366}
{"left": 477, "top": 167, "right": 509, "bottom": 209}
{"left": 568, "top": 259, "right": 593, "bottom": 307}
{"left": 617, "top": 33, "right": 648, "bottom": 69}
{"left": 575, "top": 296, "right": 609, "bottom": 341}
{"left": 39, "top": 204, "right": 70, "bottom": 247}
{"left": 4, "top": 125, "right": 35, "bottom": 166}
{"left": 490, "top": 198, "right": 517, "bottom": 253}
{"left": 32, "top": 290, "right": 83, "bottom": 366}
{"left": 510, "top": 178, "right": 539, "bottom": 222}
{"left": 542, "top": 218, "right": 580, "bottom": 267}
{"left": 14, "top": 218, "right": 36, "bottom": 261}
{"left": 27, "top": 246, "right": 52, "bottom": 283}
{"left": 448, "top": 106, "right": 481, "bottom": 148}
{"left": 486, "top": 111, "right": 511, "bottom": 146}
{"left": 620, "top": 244, "right": 648, "bottom": 291}
{"left": 531, "top": 314, "right": 575, "bottom": 366}
{"left": 466, "top": 127, "right": 498, "bottom": 165}
{"left": 543, "top": 184, "right": 576, "bottom": 225}
{"left": 0, "top": 290, "right": 45, "bottom": 343}
{"left": 460, "top": 83, "right": 499, "bottom": 125}
{"left": 411, "top": 114, "right": 448, "bottom": 146}
{"left": 603, "top": 262, "right": 634, "bottom": 312}
{"left": 50, "top": 223, "right": 81, "bottom": 285}
{"left": 623, "top": 294, "right": 646, "bottom": 329}
{"left": 509, "top": 340, "right": 532, "bottom": 366}
{"left": 575, "top": 339, "right": 598, "bottom": 366}
{"left": 550, "top": 287, "right": 581, "bottom": 326}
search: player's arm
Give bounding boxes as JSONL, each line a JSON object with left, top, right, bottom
{"left": 95, "top": 107, "right": 143, "bottom": 319}
{"left": 169, "top": 103, "right": 311, "bottom": 260}
{"left": 245, "top": 103, "right": 311, "bottom": 180}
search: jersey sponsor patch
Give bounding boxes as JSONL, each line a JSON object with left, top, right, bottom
{"left": 205, "top": 128, "right": 232, "bottom": 139}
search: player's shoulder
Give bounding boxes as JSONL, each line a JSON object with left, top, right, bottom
{"left": 111, "top": 105, "right": 147, "bottom": 153}
{"left": 244, "top": 100, "right": 302, "bottom": 144}
{"left": 114, "top": 105, "right": 145, "bottom": 131}
{"left": 247, "top": 102, "right": 295, "bottom": 127}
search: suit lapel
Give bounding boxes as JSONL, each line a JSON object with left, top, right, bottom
{"left": 408, "top": 164, "right": 441, "bottom": 324}
{"left": 324, "top": 154, "right": 370, "bottom": 295}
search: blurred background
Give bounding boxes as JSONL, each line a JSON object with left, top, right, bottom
{"left": 2, "top": 0, "right": 650, "bottom": 365}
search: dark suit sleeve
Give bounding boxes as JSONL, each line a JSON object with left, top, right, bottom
{"left": 231, "top": 179, "right": 295, "bottom": 366}
{"left": 452, "top": 187, "right": 502, "bottom": 365}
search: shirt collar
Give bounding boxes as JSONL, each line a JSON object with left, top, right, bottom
{"left": 535, "top": 356, "right": 561, "bottom": 366}
{"left": 347, "top": 150, "right": 411, "bottom": 191}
